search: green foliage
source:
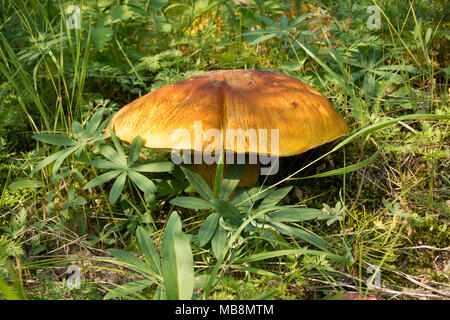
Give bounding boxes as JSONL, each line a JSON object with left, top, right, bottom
{"left": 0, "top": 0, "right": 448, "bottom": 300}
{"left": 104, "top": 214, "right": 194, "bottom": 300}
{"left": 86, "top": 129, "right": 173, "bottom": 204}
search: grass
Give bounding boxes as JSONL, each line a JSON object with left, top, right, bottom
{"left": 0, "top": 0, "right": 449, "bottom": 300}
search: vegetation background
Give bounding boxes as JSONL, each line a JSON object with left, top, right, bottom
{"left": 0, "top": 0, "right": 448, "bottom": 300}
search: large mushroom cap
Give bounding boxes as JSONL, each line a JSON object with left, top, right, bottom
{"left": 109, "top": 69, "right": 348, "bottom": 156}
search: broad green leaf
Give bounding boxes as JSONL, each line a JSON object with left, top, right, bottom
{"left": 280, "top": 15, "right": 288, "bottom": 29}
{"left": 212, "top": 152, "right": 224, "bottom": 199}
{"left": 270, "top": 207, "right": 322, "bottom": 222}
{"left": 169, "top": 197, "right": 212, "bottom": 210}
{"left": 210, "top": 199, "right": 242, "bottom": 227}
{"left": 180, "top": 165, "right": 213, "bottom": 200}
{"left": 32, "top": 134, "right": 74, "bottom": 146}
{"left": 108, "top": 248, "right": 153, "bottom": 275}
{"left": 109, "top": 123, "right": 127, "bottom": 163}
{"left": 211, "top": 224, "right": 227, "bottom": 258}
{"left": 71, "top": 121, "right": 84, "bottom": 138}
{"left": 52, "top": 145, "right": 79, "bottom": 175}
{"left": 108, "top": 5, "right": 134, "bottom": 23}
{"left": 128, "top": 136, "right": 142, "bottom": 166}
{"left": 133, "top": 161, "right": 174, "bottom": 172}
{"left": 259, "top": 186, "right": 293, "bottom": 208}
{"left": 269, "top": 220, "right": 327, "bottom": 250}
{"left": 231, "top": 186, "right": 279, "bottom": 208}
{"left": 8, "top": 179, "right": 42, "bottom": 190}
{"left": 31, "top": 148, "right": 72, "bottom": 175}
{"left": 148, "top": 0, "right": 169, "bottom": 12}
{"left": 83, "top": 169, "right": 122, "bottom": 189}
{"left": 153, "top": 284, "right": 166, "bottom": 300}
{"left": 104, "top": 279, "right": 154, "bottom": 300}
{"left": 136, "top": 227, "right": 161, "bottom": 276}
{"left": 257, "top": 15, "right": 281, "bottom": 29}
{"left": 288, "top": 13, "right": 309, "bottom": 28}
{"left": 92, "top": 27, "right": 113, "bottom": 51}
{"left": 89, "top": 159, "right": 121, "bottom": 170}
{"left": 128, "top": 170, "right": 157, "bottom": 194}
{"left": 219, "top": 164, "right": 245, "bottom": 200}
{"left": 109, "top": 172, "right": 127, "bottom": 204}
{"left": 161, "top": 212, "right": 194, "bottom": 300}
{"left": 157, "top": 179, "right": 186, "bottom": 197}
{"left": 198, "top": 212, "right": 219, "bottom": 247}
{"left": 249, "top": 33, "right": 277, "bottom": 45}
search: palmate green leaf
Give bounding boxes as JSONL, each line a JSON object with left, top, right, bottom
{"left": 128, "top": 170, "right": 157, "bottom": 194}
{"left": 31, "top": 148, "right": 75, "bottom": 175}
{"left": 270, "top": 207, "right": 323, "bottom": 222}
{"left": 161, "top": 212, "right": 194, "bottom": 300}
{"left": 95, "top": 117, "right": 112, "bottom": 137}
{"left": 136, "top": 227, "right": 161, "bottom": 276}
{"left": 198, "top": 212, "right": 219, "bottom": 247}
{"left": 109, "top": 123, "right": 127, "bottom": 162}
{"left": 85, "top": 108, "right": 106, "bottom": 137}
{"left": 169, "top": 197, "right": 212, "bottom": 210}
{"left": 71, "top": 121, "right": 84, "bottom": 139}
{"left": 32, "top": 134, "right": 75, "bottom": 146}
{"left": 83, "top": 169, "right": 122, "bottom": 190}
{"left": 109, "top": 172, "right": 127, "bottom": 204}
{"left": 99, "top": 144, "right": 126, "bottom": 168}
{"left": 52, "top": 145, "right": 80, "bottom": 175}
{"left": 128, "top": 136, "right": 142, "bottom": 166}
{"left": 133, "top": 161, "right": 174, "bottom": 173}
{"left": 180, "top": 165, "right": 213, "bottom": 200}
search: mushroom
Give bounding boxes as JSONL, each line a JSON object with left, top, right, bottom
{"left": 108, "top": 69, "right": 348, "bottom": 188}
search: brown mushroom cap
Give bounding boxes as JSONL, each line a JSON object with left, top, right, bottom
{"left": 109, "top": 69, "right": 347, "bottom": 156}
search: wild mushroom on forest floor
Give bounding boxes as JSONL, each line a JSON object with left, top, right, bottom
{"left": 107, "top": 69, "right": 348, "bottom": 194}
